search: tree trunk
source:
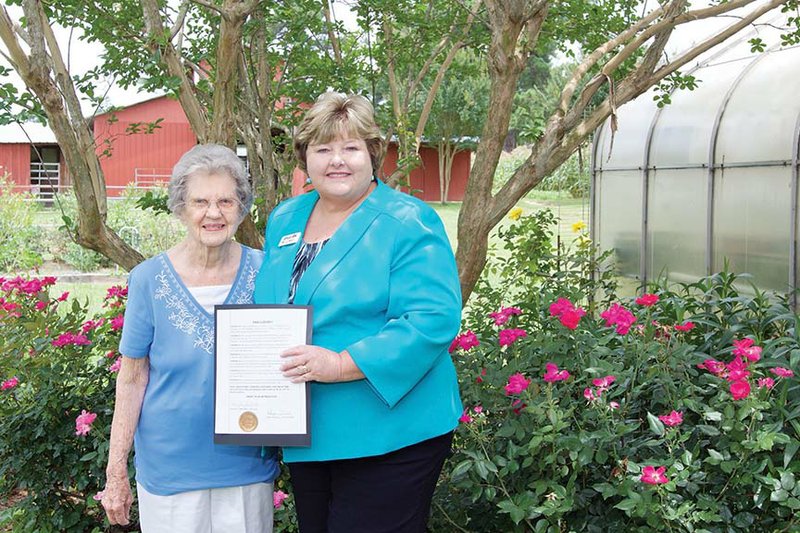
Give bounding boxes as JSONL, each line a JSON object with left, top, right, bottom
{"left": 209, "top": 1, "right": 247, "bottom": 147}
{"left": 0, "top": 1, "right": 144, "bottom": 270}
{"left": 455, "top": 12, "right": 528, "bottom": 304}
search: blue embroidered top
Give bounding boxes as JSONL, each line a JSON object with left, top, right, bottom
{"left": 119, "top": 246, "right": 280, "bottom": 496}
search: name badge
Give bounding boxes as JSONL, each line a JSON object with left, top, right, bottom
{"left": 278, "top": 232, "right": 301, "bottom": 247}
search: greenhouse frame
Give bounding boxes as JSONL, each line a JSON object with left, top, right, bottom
{"left": 591, "top": 19, "right": 800, "bottom": 299}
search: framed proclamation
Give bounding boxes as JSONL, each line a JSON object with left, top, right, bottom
{"left": 213, "top": 304, "right": 311, "bottom": 446}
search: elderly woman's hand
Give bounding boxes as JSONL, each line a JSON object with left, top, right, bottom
{"left": 101, "top": 472, "right": 133, "bottom": 525}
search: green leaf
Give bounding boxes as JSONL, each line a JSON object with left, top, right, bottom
{"left": 614, "top": 498, "right": 638, "bottom": 512}
{"left": 450, "top": 459, "right": 472, "bottom": 479}
{"left": 784, "top": 441, "right": 800, "bottom": 469}
{"left": 771, "top": 489, "right": 789, "bottom": 503}
{"left": 708, "top": 449, "right": 724, "bottom": 461}
{"left": 781, "top": 471, "right": 796, "bottom": 491}
{"left": 647, "top": 412, "right": 665, "bottom": 436}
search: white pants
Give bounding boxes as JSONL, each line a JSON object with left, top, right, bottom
{"left": 137, "top": 482, "right": 273, "bottom": 533}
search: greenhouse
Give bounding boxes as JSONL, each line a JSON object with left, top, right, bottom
{"left": 591, "top": 20, "right": 800, "bottom": 297}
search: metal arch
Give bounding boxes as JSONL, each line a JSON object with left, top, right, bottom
{"left": 589, "top": 124, "right": 603, "bottom": 291}
{"left": 706, "top": 46, "right": 776, "bottom": 276}
{"left": 636, "top": 32, "right": 762, "bottom": 286}
{"left": 590, "top": 124, "right": 602, "bottom": 246}
{"left": 791, "top": 107, "right": 800, "bottom": 308}
{"left": 639, "top": 92, "right": 665, "bottom": 285}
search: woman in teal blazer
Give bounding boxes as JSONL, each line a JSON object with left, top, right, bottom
{"left": 253, "top": 93, "right": 462, "bottom": 532}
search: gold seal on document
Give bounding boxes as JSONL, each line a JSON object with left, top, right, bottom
{"left": 238, "top": 411, "right": 258, "bottom": 432}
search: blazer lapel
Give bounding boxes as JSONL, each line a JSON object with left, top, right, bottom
{"left": 271, "top": 195, "right": 317, "bottom": 303}
{"left": 292, "top": 183, "right": 385, "bottom": 305}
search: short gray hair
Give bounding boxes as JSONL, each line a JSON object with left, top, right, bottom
{"left": 168, "top": 144, "right": 253, "bottom": 220}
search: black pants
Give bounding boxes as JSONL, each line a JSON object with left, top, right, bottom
{"left": 288, "top": 431, "right": 453, "bottom": 533}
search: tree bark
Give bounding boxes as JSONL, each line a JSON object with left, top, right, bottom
{"left": 455, "top": 1, "right": 539, "bottom": 304}
{"left": 0, "top": 1, "right": 144, "bottom": 270}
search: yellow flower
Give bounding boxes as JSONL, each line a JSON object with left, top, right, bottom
{"left": 572, "top": 220, "right": 587, "bottom": 233}
{"left": 508, "top": 207, "right": 523, "bottom": 221}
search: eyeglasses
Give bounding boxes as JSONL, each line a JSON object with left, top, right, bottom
{"left": 185, "top": 197, "right": 241, "bottom": 213}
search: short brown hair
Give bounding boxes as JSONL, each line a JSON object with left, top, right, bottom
{"left": 293, "top": 93, "right": 385, "bottom": 174}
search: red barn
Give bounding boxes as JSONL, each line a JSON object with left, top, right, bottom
{"left": 2, "top": 94, "right": 472, "bottom": 202}
{"left": 0, "top": 122, "right": 69, "bottom": 200}
{"left": 93, "top": 96, "right": 196, "bottom": 195}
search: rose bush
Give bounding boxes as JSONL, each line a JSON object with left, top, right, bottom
{"left": 0, "top": 276, "right": 300, "bottom": 532}
{"left": 0, "top": 277, "right": 129, "bottom": 532}
{"left": 431, "top": 211, "right": 800, "bottom": 532}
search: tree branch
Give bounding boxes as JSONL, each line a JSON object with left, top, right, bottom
{"left": 322, "top": 0, "right": 343, "bottom": 65}
{"left": 189, "top": 0, "right": 225, "bottom": 16}
{"left": 413, "top": 0, "right": 483, "bottom": 143}
{"left": 140, "top": 0, "right": 209, "bottom": 141}
{"left": 170, "top": 0, "right": 191, "bottom": 40}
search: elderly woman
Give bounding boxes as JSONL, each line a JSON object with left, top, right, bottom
{"left": 253, "top": 93, "right": 462, "bottom": 532}
{"left": 102, "top": 144, "right": 279, "bottom": 532}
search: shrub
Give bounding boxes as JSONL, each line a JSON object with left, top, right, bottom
{"left": 0, "top": 178, "right": 45, "bottom": 272}
{"left": 52, "top": 187, "right": 185, "bottom": 271}
{"left": 0, "top": 276, "right": 129, "bottom": 532}
{"left": 432, "top": 210, "right": 800, "bottom": 532}
{"left": 0, "top": 275, "right": 298, "bottom": 532}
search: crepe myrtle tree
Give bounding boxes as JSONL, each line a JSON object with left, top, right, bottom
{"left": 453, "top": 0, "right": 799, "bottom": 303}
{"left": 0, "top": 0, "right": 362, "bottom": 265}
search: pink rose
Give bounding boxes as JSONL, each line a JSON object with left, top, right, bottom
{"left": 110, "top": 314, "right": 124, "bottom": 331}
{"left": 489, "top": 306, "right": 522, "bottom": 326}
{"left": 458, "top": 409, "right": 473, "bottom": 424}
{"left": 674, "top": 321, "right": 695, "bottom": 332}
{"left": 273, "top": 490, "right": 288, "bottom": 509}
{"left": 75, "top": 409, "right": 97, "bottom": 436}
{"left": 640, "top": 466, "right": 668, "bottom": 485}
{"left": 583, "top": 388, "right": 598, "bottom": 401}
{"left": 697, "top": 358, "right": 726, "bottom": 377}
{"left": 770, "top": 367, "right": 794, "bottom": 378}
{"left": 543, "top": 363, "right": 570, "bottom": 383}
{"left": 600, "top": 303, "right": 636, "bottom": 335}
{"left": 559, "top": 308, "right": 585, "bottom": 330}
{"left": 504, "top": 373, "right": 531, "bottom": 395}
{"left": 635, "top": 293, "right": 659, "bottom": 307}
{"left": 549, "top": 297, "right": 586, "bottom": 330}
{"left": 592, "top": 375, "right": 616, "bottom": 390}
{"left": 1, "top": 377, "right": 19, "bottom": 391}
{"left": 448, "top": 331, "right": 480, "bottom": 353}
{"left": 499, "top": 328, "right": 527, "bottom": 347}
{"left": 658, "top": 410, "right": 683, "bottom": 427}
{"left": 757, "top": 377, "right": 775, "bottom": 390}
{"left": 732, "top": 338, "right": 754, "bottom": 355}
{"left": 609, "top": 401, "right": 620, "bottom": 410}
{"left": 549, "top": 298, "right": 574, "bottom": 317}
{"left": 729, "top": 379, "right": 751, "bottom": 401}
{"left": 108, "top": 358, "right": 122, "bottom": 373}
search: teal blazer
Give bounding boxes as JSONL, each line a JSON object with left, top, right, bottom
{"left": 253, "top": 180, "right": 463, "bottom": 462}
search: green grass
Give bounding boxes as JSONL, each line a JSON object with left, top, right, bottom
{"left": 53, "top": 280, "right": 122, "bottom": 316}
{"left": 429, "top": 191, "right": 590, "bottom": 251}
